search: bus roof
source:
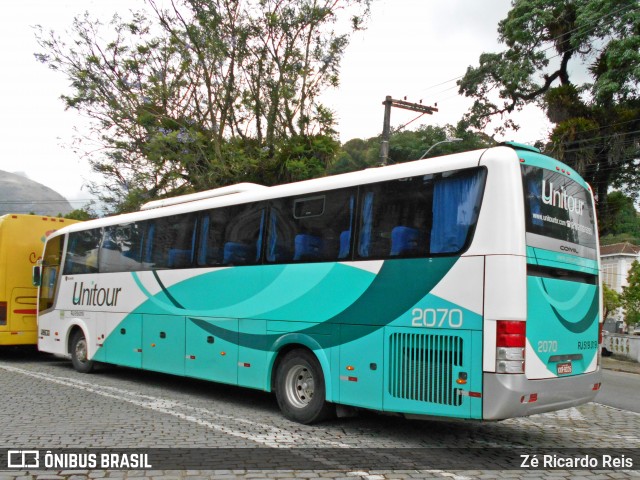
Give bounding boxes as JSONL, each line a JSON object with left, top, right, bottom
{"left": 51, "top": 145, "right": 588, "bottom": 237}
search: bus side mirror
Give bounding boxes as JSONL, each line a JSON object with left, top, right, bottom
{"left": 32, "top": 266, "right": 42, "bottom": 287}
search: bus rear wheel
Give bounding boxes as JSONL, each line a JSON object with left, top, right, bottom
{"left": 70, "top": 330, "right": 94, "bottom": 373}
{"left": 275, "top": 349, "right": 333, "bottom": 424}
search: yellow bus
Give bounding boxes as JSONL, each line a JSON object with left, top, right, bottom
{"left": 0, "top": 214, "right": 79, "bottom": 345}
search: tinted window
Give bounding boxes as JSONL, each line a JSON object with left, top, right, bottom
{"left": 521, "top": 165, "right": 596, "bottom": 249}
{"left": 197, "top": 203, "right": 265, "bottom": 267}
{"left": 40, "top": 235, "right": 63, "bottom": 311}
{"left": 358, "top": 176, "right": 432, "bottom": 258}
{"left": 357, "top": 167, "right": 486, "bottom": 259}
{"left": 430, "top": 168, "right": 486, "bottom": 254}
{"left": 267, "top": 189, "right": 356, "bottom": 263}
{"left": 64, "top": 229, "right": 101, "bottom": 274}
{"left": 99, "top": 223, "right": 147, "bottom": 272}
{"left": 147, "top": 213, "right": 198, "bottom": 269}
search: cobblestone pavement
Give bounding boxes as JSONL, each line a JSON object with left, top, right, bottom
{"left": 0, "top": 349, "right": 638, "bottom": 479}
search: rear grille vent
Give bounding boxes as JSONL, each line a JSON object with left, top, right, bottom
{"left": 388, "top": 332, "right": 463, "bottom": 405}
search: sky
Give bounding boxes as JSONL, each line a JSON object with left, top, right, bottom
{"left": 0, "top": 0, "right": 552, "bottom": 209}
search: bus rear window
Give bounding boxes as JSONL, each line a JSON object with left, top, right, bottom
{"left": 521, "top": 165, "right": 596, "bottom": 251}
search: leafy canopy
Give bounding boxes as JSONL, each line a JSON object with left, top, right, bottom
{"left": 458, "top": 0, "right": 640, "bottom": 225}
{"left": 622, "top": 260, "right": 640, "bottom": 326}
{"left": 35, "top": 0, "right": 371, "bottom": 213}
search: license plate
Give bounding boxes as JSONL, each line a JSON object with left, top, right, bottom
{"left": 557, "top": 362, "right": 572, "bottom": 375}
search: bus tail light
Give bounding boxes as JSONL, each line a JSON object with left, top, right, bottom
{"left": 496, "top": 320, "right": 525, "bottom": 374}
{"left": 0, "top": 302, "right": 6, "bottom": 325}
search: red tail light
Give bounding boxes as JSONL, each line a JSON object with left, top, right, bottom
{"left": 0, "top": 302, "right": 6, "bottom": 326}
{"left": 497, "top": 320, "right": 526, "bottom": 347}
{"left": 496, "top": 320, "right": 526, "bottom": 374}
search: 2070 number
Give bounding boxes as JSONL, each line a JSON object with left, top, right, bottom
{"left": 411, "top": 308, "right": 463, "bottom": 328}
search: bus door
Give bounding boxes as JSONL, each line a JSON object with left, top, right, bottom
{"left": 104, "top": 313, "right": 142, "bottom": 368}
{"left": 142, "top": 314, "right": 186, "bottom": 376}
{"left": 338, "top": 325, "right": 384, "bottom": 410}
{"left": 185, "top": 317, "right": 239, "bottom": 385}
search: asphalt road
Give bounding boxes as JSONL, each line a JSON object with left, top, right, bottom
{"left": 596, "top": 369, "right": 640, "bottom": 413}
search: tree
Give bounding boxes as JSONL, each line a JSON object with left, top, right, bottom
{"left": 35, "top": 0, "right": 371, "bottom": 213}
{"left": 602, "top": 282, "right": 621, "bottom": 320}
{"left": 64, "top": 208, "right": 99, "bottom": 221}
{"left": 622, "top": 260, "right": 640, "bottom": 327}
{"left": 331, "top": 123, "right": 493, "bottom": 174}
{"left": 458, "top": 0, "right": 640, "bottom": 223}
{"left": 599, "top": 191, "right": 640, "bottom": 245}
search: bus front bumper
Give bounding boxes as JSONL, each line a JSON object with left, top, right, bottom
{"left": 483, "top": 369, "right": 602, "bottom": 420}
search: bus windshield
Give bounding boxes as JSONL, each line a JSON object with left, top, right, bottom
{"left": 39, "top": 234, "right": 63, "bottom": 312}
{"left": 521, "top": 164, "right": 597, "bottom": 254}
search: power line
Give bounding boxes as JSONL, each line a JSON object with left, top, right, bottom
{"left": 0, "top": 200, "right": 94, "bottom": 204}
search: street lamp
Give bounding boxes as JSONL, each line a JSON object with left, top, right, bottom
{"left": 419, "top": 137, "right": 463, "bottom": 159}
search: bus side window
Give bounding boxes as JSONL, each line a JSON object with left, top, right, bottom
{"left": 99, "top": 224, "right": 146, "bottom": 273}
{"left": 430, "top": 169, "right": 486, "bottom": 254}
{"left": 267, "top": 188, "right": 355, "bottom": 264}
{"left": 357, "top": 177, "right": 432, "bottom": 259}
{"left": 147, "top": 213, "right": 197, "bottom": 269}
{"left": 64, "top": 229, "right": 101, "bottom": 275}
{"left": 198, "top": 203, "right": 265, "bottom": 267}
{"left": 221, "top": 203, "right": 264, "bottom": 266}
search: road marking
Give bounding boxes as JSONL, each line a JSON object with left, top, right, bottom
{"left": 0, "top": 364, "right": 500, "bottom": 478}
{"left": 0, "top": 364, "right": 350, "bottom": 449}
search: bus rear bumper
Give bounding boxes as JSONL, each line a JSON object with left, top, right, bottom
{"left": 483, "top": 369, "right": 602, "bottom": 420}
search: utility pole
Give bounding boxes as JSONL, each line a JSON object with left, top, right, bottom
{"left": 380, "top": 96, "right": 438, "bottom": 166}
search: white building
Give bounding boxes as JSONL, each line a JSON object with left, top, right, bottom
{"left": 600, "top": 242, "right": 640, "bottom": 330}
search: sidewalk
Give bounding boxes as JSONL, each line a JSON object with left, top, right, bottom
{"left": 601, "top": 354, "right": 640, "bottom": 375}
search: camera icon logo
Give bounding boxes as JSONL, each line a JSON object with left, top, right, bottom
{"left": 7, "top": 450, "right": 40, "bottom": 468}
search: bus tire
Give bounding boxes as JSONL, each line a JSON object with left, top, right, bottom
{"left": 275, "top": 349, "right": 333, "bottom": 424}
{"left": 70, "top": 330, "right": 94, "bottom": 374}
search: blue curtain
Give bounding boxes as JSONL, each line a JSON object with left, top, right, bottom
{"left": 338, "top": 195, "right": 355, "bottom": 259}
{"left": 431, "top": 172, "right": 483, "bottom": 254}
{"left": 358, "top": 192, "right": 374, "bottom": 257}
{"left": 144, "top": 223, "right": 155, "bottom": 263}
{"left": 255, "top": 210, "right": 265, "bottom": 262}
{"left": 267, "top": 213, "right": 278, "bottom": 262}
{"left": 197, "top": 215, "right": 210, "bottom": 265}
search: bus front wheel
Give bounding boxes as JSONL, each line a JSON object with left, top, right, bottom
{"left": 70, "top": 330, "right": 94, "bottom": 373}
{"left": 275, "top": 349, "right": 333, "bottom": 424}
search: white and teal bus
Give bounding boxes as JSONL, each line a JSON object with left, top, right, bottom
{"left": 35, "top": 143, "right": 602, "bottom": 424}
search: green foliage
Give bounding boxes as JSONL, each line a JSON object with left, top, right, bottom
{"left": 267, "top": 134, "right": 341, "bottom": 184}
{"left": 600, "top": 191, "right": 640, "bottom": 237}
{"left": 622, "top": 260, "right": 640, "bottom": 326}
{"left": 458, "top": 0, "right": 640, "bottom": 225}
{"left": 602, "top": 282, "right": 622, "bottom": 320}
{"left": 64, "top": 208, "right": 98, "bottom": 221}
{"left": 35, "top": 0, "right": 371, "bottom": 213}
{"left": 330, "top": 123, "right": 493, "bottom": 175}
{"left": 600, "top": 233, "right": 640, "bottom": 247}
